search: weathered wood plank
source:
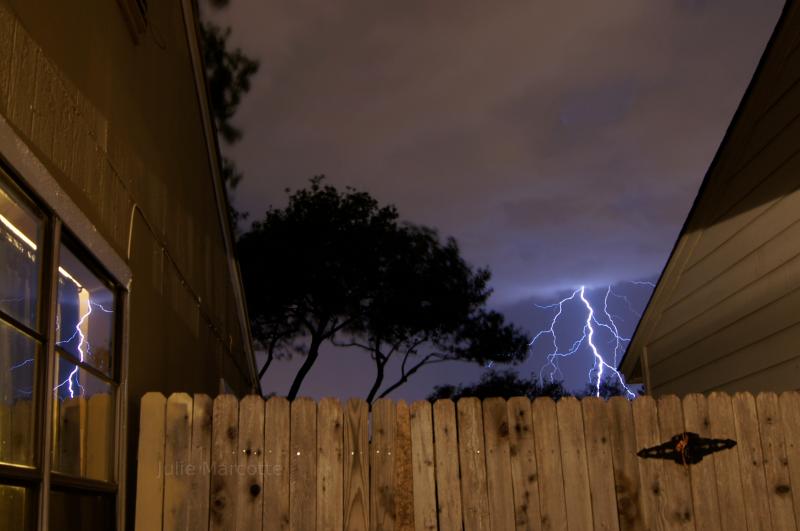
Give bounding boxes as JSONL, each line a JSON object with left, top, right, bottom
{"left": 582, "top": 397, "right": 619, "bottom": 531}
{"left": 344, "top": 399, "right": 369, "bottom": 531}
{"left": 371, "top": 398, "right": 397, "bottom": 531}
{"left": 209, "top": 395, "right": 239, "bottom": 531}
{"left": 632, "top": 395, "right": 665, "bottom": 531}
{"left": 507, "top": 397, "right": 541, "bottom": 531}
{"left": 163, "top": 393, "right": 193, "bottom": 531}
{"left": 779, "top": 391, "right": 800, "bottom": 527}
{"left": 681, "top": 394, "right": 721, "bottom": 531}
{"left": 532, "top": 397, "right": 567, "bottom": 531}
{"left": 706, "top": 392, "right": 748, "bottom": 531}
{"left": 135, "top": 392, "right": 167, "bottom": 531}
{"left": 290, "top": 397, "right": 317, "bottom": 531}
{"left": 410, "top": 400, "right": 437, "bottom": 531}
{"left": 482, "top": 397, "right": 516, "bottom": 530}
{"left": 317, "top": 398, "right": 344, "bottom": 531}
{"left": 433, "top": 399, "right": 462, "bottom": 531}
{"left": 457, "top": 397, "right": 491, "bottom": 531}
{"left": 732, "top": 392, "right": 772, "bottom": 531}
{"left": 237, "top": 395, "right": 266, "bottom": 531}
{"left": 556, "top": 397, "right": 593, "bottom": 531}
{"left": 395, "top": 401, "right": 415, "bottom": 531}
{"left": 86, "top": 393, "right": 113, "bottom": 481}
{"left": 188, "top": 394, "right": 212, "bottom": 531}
{"left": 263, "top": 397, "right": 290, "bottom": 531}
{"left": 756, "top": 392, "right": 797, "bottom": 530}
{"left": 655, "top": 395, "right": 695, "bottom": 531}
{"left": 607, "top": 397, "right": 644, "bottom": 531}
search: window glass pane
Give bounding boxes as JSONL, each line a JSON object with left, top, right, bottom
{"left": 0, "top": 320, "right": 38, "bottom": 466}
{"left": 0, "top": 177, "right": 43, "bottom": 330}
{"left": 49, "top": 488, "right": 115, "bottom": 531}
{"left": 56, "top": 245, "right": 116, "bottom": 377}
{"left": 0, "top": 483, "right": 35, "bottom": 531}
{"left": 52, "top": 357, "right": 115, "bottom": 481}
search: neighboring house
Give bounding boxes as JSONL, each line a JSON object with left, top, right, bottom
{"left": 621, "top": 1, "right": 800, "bottom": 396}
{"left": 0, "top": 1, "right": 259, "bottom": 529}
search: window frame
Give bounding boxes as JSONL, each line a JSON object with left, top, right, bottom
{"left": 0, "top": 161, "right": 127, "bottom": 530}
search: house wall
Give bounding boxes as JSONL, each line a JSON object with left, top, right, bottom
{"left": 631, "top": 1, "right": 800, "bottom": 396}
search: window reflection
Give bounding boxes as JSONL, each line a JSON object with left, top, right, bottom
{"left": 49, "top": 488, "right": 114, "bottom": 531}
{"left": 0, "top": 484, "right": 34, "bottom": 531}
{"left": 0, "top": 320, "right": 37, "bottom": 467}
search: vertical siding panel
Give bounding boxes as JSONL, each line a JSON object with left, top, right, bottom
{"left": 290, "top": 397, "right": 317, "bottom": 531}
{"left": 236, "top": 395, "right": 266, "bottom": 531}
{"left": 209, "top": 395, "right": 238, "bottom": 531}
{"left": 706, "top": 392, "right": 748, "bottom": 531}
{"left": 681, "top": 394, "right": 722, "bottom": 531}
{"left": 263, "top": 397, "right": 290, "bottom": 531}
{"left": 343, "top": 399, "right": 369, "bottom": 531}
{"left": 756, "top": 392, "right": 797, "bottom": 530}
{"left": 135, "top": 392, "right": 167, "bottom": 531}
{"left": 433, "top": 399, "right": 462, "bottom": 531}
{"left": 582, "top": 397, "right": 620, "bottom": 531}
{"left": 532, "top": 397, "right": 567, "bottom": 531}
{"left": 732, "top": 392, "right": 773, "bottom": 531}
{"left": 482, "top": 397, "right": 515, "bottom": 530}
{"left": 409, "top": 401, "right": 437, "bottom": 531}
{"left": 317, "top": 398, "right": 344, "bottom": 531}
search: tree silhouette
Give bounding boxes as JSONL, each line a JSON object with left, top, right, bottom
{"left": 238, "top": 177, "right": 530, "bottom": 401}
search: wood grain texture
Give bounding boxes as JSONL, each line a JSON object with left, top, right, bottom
{"left": 317, "top": 398, "right": 344, "bottom": 531}
{"left": 706, "top": 392, "right": 747, "bottom": 531}
{"left": 163, "top": 393, "right": 193, "bottom": 531}
{"left": 237, "top": 395, "right": 266, "bottom": 531}
{"left": 264, "top": 397, "right": 291, "bottom": 531}
{"left": 409, "top": 401, "right": 437, "bottom": 531}
{"left": 632, "top": 395, "right": 665, "bottom": 531}
{"left": 433, "top": 399, "right": 462, "bottom": 531}
{"left": 457, "top": 397, "right": 490, "bottom": 531}
{"left": 290, "top": 397, "right": 317, "bottom": 531}
{"left": 507, "top": 397, "right": 542, "bottom": 531}
{"left": 556, "top": 397, "right": 593, "bottom": 531}
{"left": 755, "top": 392, "right": 797, "bottom": 530}
{"left": 532, "top": 397, "right": 567, "bottom": 531}
{"left": 581, "top": 397, "right": 619, "bottom": 531}
{"left": 681, "top": 394, "right": 721, "bottom": 531}
{"left": 655, "top": 395, "right": 695, "bottom": 531}
{"left": 344, "top": 399, "right": 369, "bottom": 531}
{"left": 732, "top": 392, "right": 772, "bottom": 531}
{"left": 482, "top": 397, "right": 516, "bottom": 531}
{"left": 189, "top": 394, "right": 212, "bottom": 531}
{"left": 779, "top": 391, "right": 800, "bottom": 527}
{"left": 209, "top": 395, "right": 238, "bottom": 531}
{"left": 371, "top": 398, "right": 397, "bottom": 531}
{"left": 135, "top": 392, "right": 167, "bottom": 531}
{"left": 607, "top": 397, "right": 644, "bottom": 531}
{"left": 86, "top": 393, "right": 113, "bottom": 482}
{"left": 395, "top": 401, "right": 415, "bottom": 531}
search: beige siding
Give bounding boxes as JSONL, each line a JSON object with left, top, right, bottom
{"left": 627, "top": 2, "right": 800, "bottom": 395}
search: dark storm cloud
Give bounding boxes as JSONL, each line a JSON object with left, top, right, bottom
{"left": 208, "top": 0, "right": 782, "bottom": 306}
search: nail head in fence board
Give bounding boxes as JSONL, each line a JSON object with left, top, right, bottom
{"left": 344, "top": 399, "right": 369, "bottom": 531}
{"left": 756, "top": 392, "right": 797, "bottom": 530}
{"left": 210, "top": 395, "right": 239, "bottom": 531}
{"left": 371, "top": 398, "right": 397, "bottom": 531}
{"left": 457, "top": 397, "right": 491, "bottom": 531}
{"left": 631, "top": 395, "right": 665, "bottom": 531}
{"left": 507, "top": 397, "right": 542, "bottom": 530}
{"left": 163, "top": 393, "right": 193, "bottom": 531}
{"left": 556, "top": 397, "right": 594, "bottom": 531}
{"left": 532, "top": 397, "right": 567, "bottom": 531}
{"left": 290, "top": 397, "right": 317, "bottom": 531}
{"left": 189, "top": 394, "right": 212, "bottom": 531}
{"left": 317, "top": 398, "right": 344, "bottom": 531}
{"left": 410, "top": 401, "right": 437, "bottom": 531}
{"left": 135, "top": 392, "right": 167, "bottom": 531}
{"left": 607, "top": 397, "right": 644, "bottom": 531}
{"left": 581, "top": 397, "right": 620, "bottom": 531}
{"left": 433, "top": 399, "right": 463, "bottom": 531}
{"left": 681, "top": 394, "right": 722, "bottom": 531}
{"left": 706, "top": 392, "right": 747, "bottom": 531}
{"left": 237, "top": 395, "right": 266, "bottom": 531}
{"left": 264, "top": 397, "right": 291, "bottom": 531}
{"left": 482, "top": 397, "right": 516, "bottom": 531}
{"left": 732, "top": 392, "right": 772, "bottom": 531}
{"left": 395, "top": 401, "right": 415, "bottom": 531}
{"left": 779, "top": 391, "right": 800, "bottom": 527}
{"left": 655, "top": 395, "right": 695, "bottom": 531}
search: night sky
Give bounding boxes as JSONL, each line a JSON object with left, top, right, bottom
{"left": 205, "top": 0, "right": 783, "bottom": 400}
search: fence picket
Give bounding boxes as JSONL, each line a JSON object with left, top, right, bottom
{"left": 632, "top": 395, "right": 665, "bottom": 531}
{"left": 482, "top": 397, "right": 516, "bottom": 530}
{"left": 655, "top": 395, "right": 695, "bottom": 531}
{"left": 532, "top": 397, "right": 567, "bottom": 531}
{"left": 86, "top": 393, "right": 113, "bottom": 481}
{"left": 290, "top": 397, "right": 317, "bottom": 531}
{"left": 163, "top": 393, "right": 193, "bottom": 531}
{"left": 409, "top": 400, "right": 437, "bottom": 531}
{"left": 395, "top": 401, "right": 415, "bottom": 531}
{"left": 188, "top": 394, "right": 212, "bottom": 531}
{"left": 317, "top": 398, "right": 344, "bottom": 531}
{"left": 264, "top": 397, "right": 290, "bottom": 531}
{"left": 237, "top": 395, "right": 266, "bottom": 531}
{"left": 607, "top": 397, "right": 644, "bottom": 531}
{"left": 779, "top": 391, "right": 800, "bottom": 526}
{"left": 681, "top": 394, "right": 721, "bottom": 531}
{"left": 134, "top": 392, "right": 167, "bottom": 531}
{"left": 371, "top": 398, "right": 397, "bottom": 531}
{"left": 507, "top": 397, "right": 542, "bottom": 531}
{"left": 344, "top": 399, "right": 369, "bottom": 531}
{"left": 706, "top": 392, "right": 747, "bottom": 531}
{"left": 557, "top": 396, "right": 593, "bottom": 531}
{"left": 209, "top": 395, "right": 238, "bottom": 531}
{"left": 756, "top": 392, "right": 797, "bottom": 530}
{"left": 433, "top": 399, "right": 462, "bottom": 531}
{"left": 457, "top": 397, "right": 491, "bottom": 531}
{"left": 582, "top": 397, "right": 619, "bottom": 531}
{"left": 732, "top": 392, "right": 772, "bottom": 531}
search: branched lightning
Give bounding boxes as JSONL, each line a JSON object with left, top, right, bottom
{"left": 531, "top": 282, "right": 652, "bottom": 399}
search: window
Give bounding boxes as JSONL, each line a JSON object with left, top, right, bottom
{"left": 0, "top": 165, "right": 123, "bottom": 530}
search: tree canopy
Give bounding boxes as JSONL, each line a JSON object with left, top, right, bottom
{"left": 237, "top": 177, "right": 530, "bottom": 401}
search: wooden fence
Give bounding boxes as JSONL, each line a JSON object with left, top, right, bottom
{"left": 134, "top": 392, "right": 800, "bottom": 531}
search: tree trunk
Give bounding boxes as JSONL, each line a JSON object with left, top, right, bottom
{"left": 365, "top": 360, "right": 386, "bottom": 405}
{"left": 286, "top": 336, "right": 322, "bottom": 400}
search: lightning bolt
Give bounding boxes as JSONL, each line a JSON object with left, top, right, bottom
{"left": 531, "top": 282, "right": 652, "bottom": 399}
